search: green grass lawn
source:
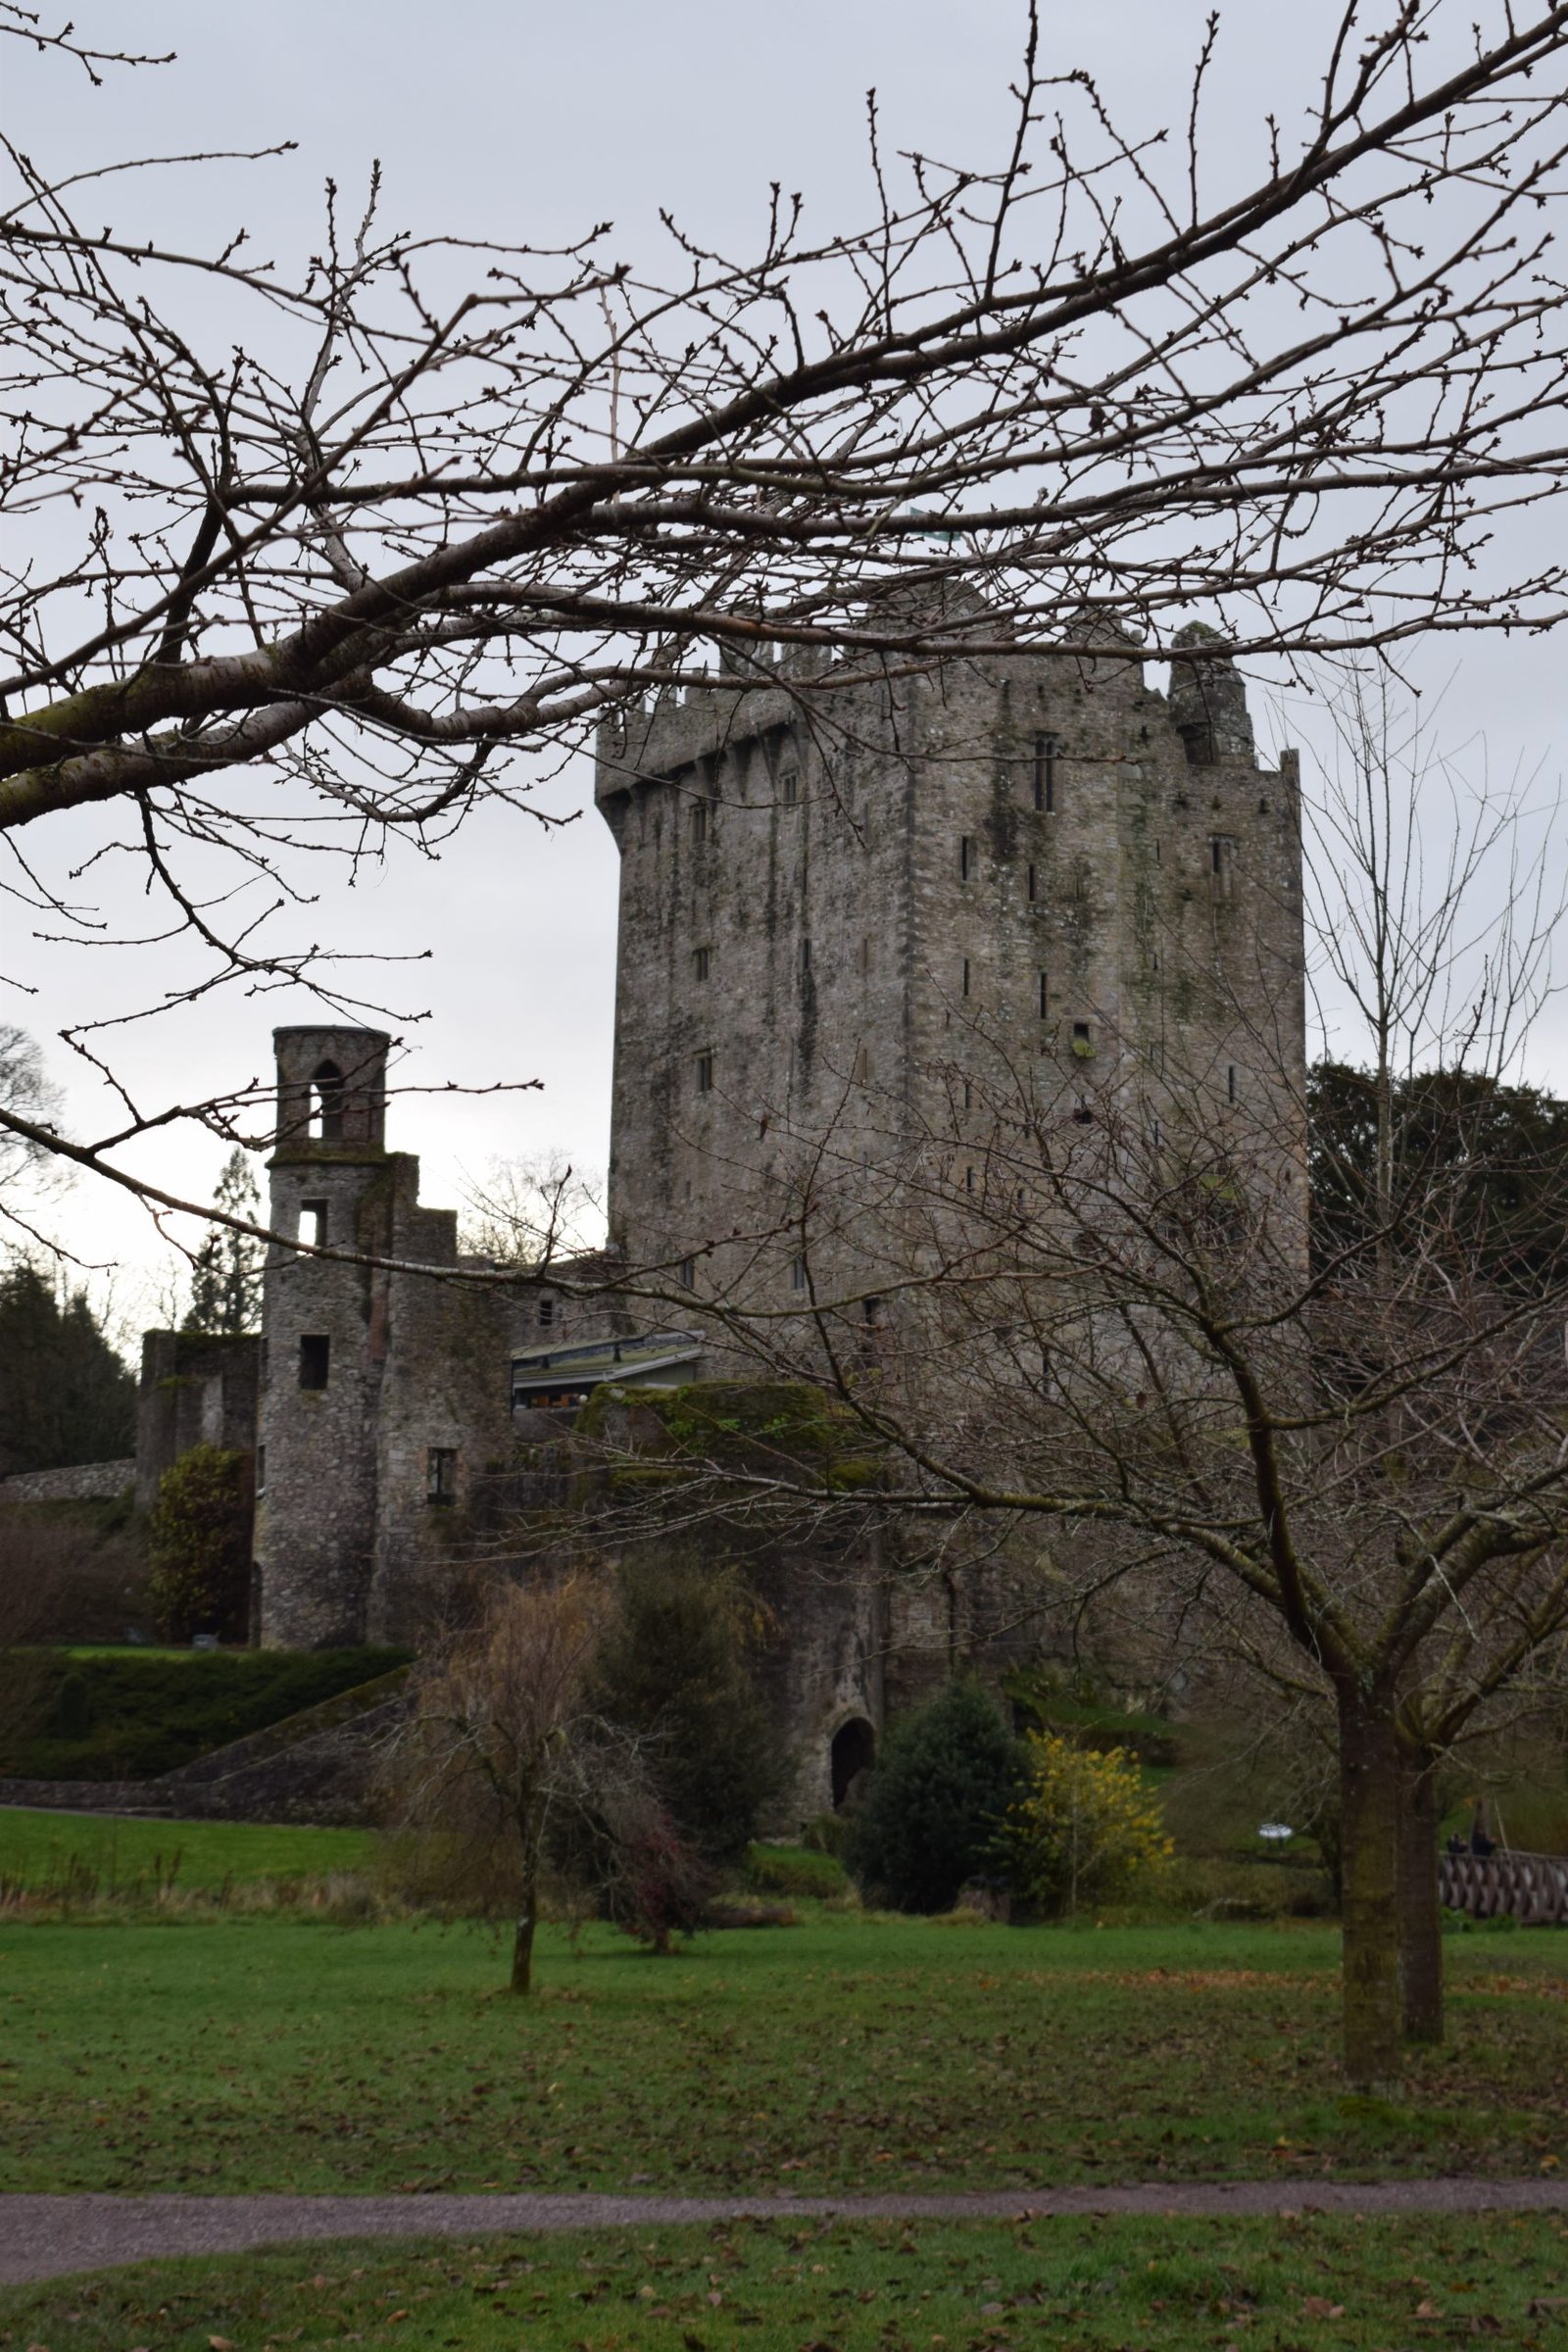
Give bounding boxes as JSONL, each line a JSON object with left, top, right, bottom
{"left": 3, "top": 2212, "right": 1567, "bottom": 2349}
{"left": 0, "top": 1806, "right": 373, "bottom": 1891}
{"left": 1, "top": 1910, "right": 1564, "bottom": 2197}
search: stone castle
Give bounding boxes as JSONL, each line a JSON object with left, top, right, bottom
{"left": 137, "top": 620, "right": 1305, "bottom": 1816}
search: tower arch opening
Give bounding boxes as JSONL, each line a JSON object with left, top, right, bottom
{"left": 311, "top": 1060, "right": 345, "bottom": 1142}
{"left": 830, "top": 1716, "right": 876, "bottom": 1810}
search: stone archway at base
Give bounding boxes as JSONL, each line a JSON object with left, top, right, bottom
{"left": 830, "top": 1716, "right": 876, "bottom": 1810}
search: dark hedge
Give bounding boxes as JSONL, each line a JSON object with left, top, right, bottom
{"left": 9, "top": 1646, "right": 410, "bottom": 1781}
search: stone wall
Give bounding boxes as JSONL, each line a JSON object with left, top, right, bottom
{"left": 136, "top": 1332, "right": 260, "bottom": 1512}
{"left": 0, "top": 1459, "right": 135, "bottom": 1505}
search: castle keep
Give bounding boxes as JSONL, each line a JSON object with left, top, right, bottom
{"left": 140, "top": 621, "right": 1305, "bottom": 1815}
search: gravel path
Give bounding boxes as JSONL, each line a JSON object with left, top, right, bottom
{"left": 5, "top": 2180, "right": 1568, "bottom": 2285}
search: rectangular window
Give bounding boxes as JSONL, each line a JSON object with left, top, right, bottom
{"left": 1209, "top": 835, "right": 1236, "bottom": 898}
{"left": 1038, "top": 970, "right": 1050, "bottom": 1018}
{"left": 790, "top": 1255, "right": 808, "bottom": 1292}
{"left": 1027, "top": 862, "right": 1038, "bottom": 902}
{"left": 1227, "top": 1063, "right": 1239, "bottom": 1104}
{"left": 695, "top": 1049, "right": 714, "bottom": 1094}
{"left": 965, "top": 1164, "right": 976, "bottom": 1194}
{"left": 801, "top": 938, "right": 812, "bottom": 972}
{"left": 1072, "top": 1020, "right": 1093, "bottom": 1054}
{"left": 678, "top": 1256, "right": 696, "bottom": 1290}
{"left": 1034, "top": 734, "right": 1057, "bottom": 813}
{"left": 780, "top": 765, "right": 800, "bottom": 806}
{"left": 690, "top": 798, "right": 709, "bottom": 846}
{"left": 537, "top": 1296, "right": 555, "bottom": 1328}
{"left": 959, "top": 835, "right": 973, "bottom": 881}
{"left": 963, "top": 1078, "right": 973, "bottom": 1110}
{"left": 299, "top": 1198, "right": 327, "bottom": 1249}
{"left": 426, "top": 1446, "right": 457, "bottom": 1507}
{"left": 692, "top": 945, "right": 710, "bottom": 982}
{"left": 961, "top": 956, "right": 971, "bottom": 998}
{"left": 299, "top": 1334, "right": 330, "bottom": 1391}
{"left": 863, "top": 1295, "right": 882, "bottom": 1327}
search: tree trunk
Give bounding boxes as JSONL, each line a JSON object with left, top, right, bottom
{"left": 1337, "top": 1686, "right": 1402, "bottom": 2088}
{"left": 511, "top": 1860, "right": 538, "bottom": 1995}
{"left": 1397, "top": 1745, "right": 1444, "bottom": 2045}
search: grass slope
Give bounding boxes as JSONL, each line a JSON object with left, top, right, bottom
{"left": 3, "top": 2214, "right": 1567, "bottom": 2350}
{"left": 0, "top": 1915, "right": 1563, "bottom": 2196}
{"left": 0, "top": 1806, "right": 372, "bottom": 1890}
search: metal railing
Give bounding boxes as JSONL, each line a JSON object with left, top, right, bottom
{"left": 1439, "top": 1847, "right": 1568, "bottom": 1925}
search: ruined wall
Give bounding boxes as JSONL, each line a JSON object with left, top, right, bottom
{"left": 136, "top": 1331, "right": 261, "bottom": 1512}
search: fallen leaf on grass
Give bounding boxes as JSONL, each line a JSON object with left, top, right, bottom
{"left": 1302, "top": 2298, "right": 1346, "bottom": 2321}
{"left": 210, "top": 2337, "right": 235, "bottom": 2349}
{"left": 1414, "top": 2301, "right": 1443, "bottom": 2321}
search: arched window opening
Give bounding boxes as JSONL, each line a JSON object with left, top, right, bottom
{"left": 831, "top": 1716, "right": 876, "bottom": 1811}
{"left": 311, "top": 1060, "right": 345, "bottom": 1142}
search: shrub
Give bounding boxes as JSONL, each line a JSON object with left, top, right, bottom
{"left": 147, "top": 1445, "right": 253, "bottom": 1641}
{"left": 1004, "top": 1731, "right": 1173, "bottom": 1915}
{"left": 844, "top": 1679, "right": 1025, "bottom": 1913}
{"left": 743, "top": 1841, "right": 848, "bottom": 1899}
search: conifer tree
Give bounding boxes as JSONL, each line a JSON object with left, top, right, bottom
{"left": 182, "top": 1152, "right": 263, "bottom": 1337}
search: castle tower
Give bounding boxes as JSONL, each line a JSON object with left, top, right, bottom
{"left": 594, "top": 623, "right": 1306, "bottom": 1305}
{"left": 256, "top": 1027, "right": 393, "bottom": 1646}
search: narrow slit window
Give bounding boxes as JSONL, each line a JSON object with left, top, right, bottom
{"left": 1027, "top": 862, "right": 1038, "bottom": 902}
{"left": 790, "top": 1256, "right": 808, "bottom": 1293}
{"left": 690, "top": 798, "right": 709, "bottom": 846}
{"left": 256, "top": 1445, "right": 266, "bottom": 1494}
{"left": 426, "top": 1447, "right": 457, "bottom": 1507}
{"left": 1227, "top": 1063, "right": 1239, "bottom": 1104}
{"left": 965, "top": 1164, "right": 976, "bottom": 1194}
{"left": 310, "top": 1060, "right": 344, "bottom": 1142}
{"left": 959, "top": 834, "right": 973, "bottom": 881}
{"left": 801, "top": 938, "right": 812, "bottom": 972}
{"left": 1038, "top": 970, "right": 1050, "bottom": 1019}
{"left": 678, "top": 1256, "right": 696, "bottom": 1290}
{"left": 695, "top": 1049, "right": 714, "bottom": 1094}
{"left": 961, "top": 956, "right": 971, "bottom": 998}
{"left": 1209, "top": 835, "right": 1236, "bottom": 897}
{"left": 692, "top": 945, "right": 710, "bottom": 982}
{"left": 1034, "top": 734, "right": 1057, "bottom": 813}
{"left": 963, "top": 1078, "right": 973, "bottom": 1110}
{"left": 854, "top": 1043, "right": 871, "bottom": 1084}
{"left": 780, "top": 765, "right": 800, "bottom": 806}
{"left": 299, "top": 1198, "right": 327, "bottom": 1249}
{"left": 857, "top": 938, "right": 871, "bottom": 976}
{"left": 299, "top": 1334, "right": 330, "bottom": 1391}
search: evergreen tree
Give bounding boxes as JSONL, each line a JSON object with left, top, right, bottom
{"left": 1308, "top": 1061, "right": 1568, "bottom": 1293}
{"left": 182, "top": 1151, "right": 264, "bottom": 1336}
{"left": 844, "top": 1680, "right": 1025, "bottom": 1914}
{"left": 591, "top": 1552, "right": 788, "bottom": 1867}
{"left": 0, "top": 1264, "right": 136, "bottom": 1476}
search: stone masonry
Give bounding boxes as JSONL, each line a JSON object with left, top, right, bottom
{"left": 135, "top": 616, "right": 1304, "bottom": 1821}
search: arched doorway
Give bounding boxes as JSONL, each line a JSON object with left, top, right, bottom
{"left": 830, "top": 1716, "right": 876, "bottom": 1810}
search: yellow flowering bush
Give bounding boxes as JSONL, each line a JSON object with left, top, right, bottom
{"left": 1004, "top": 1731, "right": 1173, "bottom": 1915}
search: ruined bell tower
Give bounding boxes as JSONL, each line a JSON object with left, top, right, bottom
{"left": 255, "top": 1028, "right": 393, "bottom": 1647}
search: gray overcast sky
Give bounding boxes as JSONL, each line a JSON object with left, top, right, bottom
{"left": 7, "top": 2, "right": 1567, "bottom": 1314}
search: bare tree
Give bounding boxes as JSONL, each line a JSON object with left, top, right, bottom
{"left": 380, "top": 1571, "right": 708, "bottom": 1990}
{"left": 8, "top": 4, "right": 1568, "bottom": 1237}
